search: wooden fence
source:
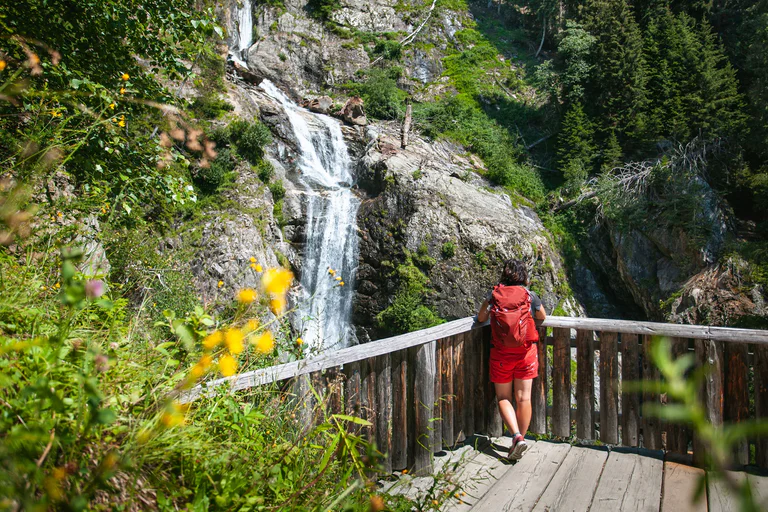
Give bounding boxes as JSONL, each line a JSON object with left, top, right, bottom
{"left": 182, "top": 316, "right": 768, "bottom": 475}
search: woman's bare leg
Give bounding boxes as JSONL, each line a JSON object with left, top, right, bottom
{"left": 494, "top": 381, "right": 521, "bottom": 435}
{"left": 514, "top": 378, "right": 533, "bottom": 436}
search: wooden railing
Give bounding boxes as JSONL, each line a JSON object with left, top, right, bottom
{"left": 182, "top": 316, "right": 768, "bottom": 475}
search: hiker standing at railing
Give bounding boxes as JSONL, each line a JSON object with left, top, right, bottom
{"left": 476, "top": 259, "right": 547, "bottom": 460}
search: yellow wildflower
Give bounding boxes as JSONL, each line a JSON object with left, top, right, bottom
{"left": 225, "top": 328, "right": 244, "bottom": 354}
{"left": 270, "top": 297, "right": 286, "bottom": 314}
{"left": 296, "top": 337, "right": 303, "bottom": 346}
{"left": 335, "top": 276, "right": 342, "bottom": 281}
{"left": 219, "top": 354, "right": 237, "bottom": 376}
{"left": 121, "top": 73, "right": 130, "bottom": 81}
{"left": 189, "top": 363, "right": 205, "bottom": 379}
{"left": 328, "top": 268, "right": 335, "bottom": 275}
{"left": 202, "top": 330, "right": 223, "bottom": 350}
{"left": 237, "top": 288, "right": 257, "bottom": 304}
{"left": 118, "top": 119, "right": 126, "bottom": 128}
{"left": 109, "top": 103, "right": 116, "bottom": 110}
{"left": 249, "top": 256, "right": 256, "bottom": 263}
{"left": 262, "top": 268, "right": 293, "bottom": 297}
{"left": 199, "top": 354, "right": 212, "bottom": 368}
{"left": 253, "top": 331, "right": 274, "bottom": 354}
{"left": 255, "top": 264, "right": 263, "bottom": 273}
{"left": 245, "top": 318, "right": 260, "bottom": 332}
{"left": 161, "top": 401, "right": 186, "bottom": 427}
{"left": 0, "top": 60, "right": 6, "bottom": 72}
{"left": 250, "top": 262, "right": 257, "bottom": 271}
{"left": 339, "top": 281, "right": 345, "bottom": 287}
{"left": 120, "top": 87, "right": 126, "bottom": 95}
{"left": 217, "top": 280, "right": 223, "bottom": 288}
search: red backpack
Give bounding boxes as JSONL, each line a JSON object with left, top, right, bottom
{"left": 490, "top": 285, "right": 533, "bottom": 348}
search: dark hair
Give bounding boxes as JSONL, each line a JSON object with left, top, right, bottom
{"left": 500, "top": 259, "right": 528, "bottom": 286}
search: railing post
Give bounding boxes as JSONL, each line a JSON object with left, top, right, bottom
{"left": 552, "top": 327, "right": 571, "bottom": 437}
{"left": 473, "top": 327, "right": 487, "bottom": 434}
{"left": 754, "top": 344, "right": 768, "bottom": 468}
{"left": 390, "top": 350, "right": 408, "bottom": 471}
{"left": 485, "top": 328, "right": 503, "bottom": 437}
{"left": 621, "top": 333, "right": 640, "bottom": 447}
{"left": 411, "top": 341, "right": 436, "bottom": 475}
{"left": 667, "top": 338, "right": 690, "bottom": 455}
{"left": 641, "top": 335, "right": 662, "bottom": 450}
{"left": 530, "top": 325, "right": 548, "bottom": 435}
{"left": 600, "top": 331, "right": 619, "bottom": 444}
{"left": 433, "top": 339, "right": 443, "bottom": 453}
{"left": 375, "top": 354, "right": 392, "bottom": 474}
{"left": 693, "top": 338, "right": 724, "bottom": 467}
{"left": 576, "top": 329, "right": 595, "bottom": 440}
{"left": 440, "top": 337, "right": 455, "bottom": 446}
{"left": 725, "top": 342, "right": 750, "bottom": 465}
{"left": 452, "top": 333, "right": 466, "bottom": 443}
{"left": 464, "top": 330, "right": 477, "bottom": 437}
{"left": 343, "top": 362, "right": 361, "bottom": 432}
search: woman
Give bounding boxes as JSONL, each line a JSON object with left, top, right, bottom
{"left": 477, "top": 259, "right": 546, "bottom": 460}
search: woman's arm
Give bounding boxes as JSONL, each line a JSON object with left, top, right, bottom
{"left": 534, "top": 304, "right": 547, "bottom": 325}
{"left": 477, "top": 299, "right": 490, "bottom": 323}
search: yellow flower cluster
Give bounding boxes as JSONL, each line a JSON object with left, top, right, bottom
{"left": 328, "top": 267, "right": 344, "bottom": 286}
{"left": 262, "top": 267, "right": 293, "bottom": 314}
{"left": 161, "top": 401, "right": 188, "bottom": 428}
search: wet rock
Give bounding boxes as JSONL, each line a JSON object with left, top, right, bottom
{"left": 301, "top": 96, "right": 333, "bottom": 114}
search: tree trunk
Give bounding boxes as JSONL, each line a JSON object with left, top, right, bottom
{"left": 401, "top": 103, "right": 412, "bottom": 149}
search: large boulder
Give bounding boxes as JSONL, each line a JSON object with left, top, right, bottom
{"left": 301, "top": 96, "right": 333, "bottom": 115}
{"left": 338, "top": 97, "right": 367, "bottom": 126}
{"left": 353, "top": 122, "right": 580, "bottom": 338}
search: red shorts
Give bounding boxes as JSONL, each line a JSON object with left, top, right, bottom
{"left": 489, "top": 342, "right": 539, "bottom": 383}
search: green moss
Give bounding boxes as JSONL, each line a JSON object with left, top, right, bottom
{"left": 441, "top": 241, "right": 456, "bottom": 259}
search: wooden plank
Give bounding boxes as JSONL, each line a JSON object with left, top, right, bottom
{"left": 375, "top": 354, "right": 392, "bottom": 474}
{"left": 343, "top": 362, "right": 361, "bottom": 432}
{"left": 433, "top": 338, "right": 443, "bottom": 453}
{"left": 668, "top": 338, "right": 691, "bottom": 456}
{"left": 440, "top": 337, "right": 455, "bottom": 447}
{"left": 622, "top": 333, "right": 641, "bottom": 447}
{"left": 532, "top": 446, "right": 608, "bottom": 511}
{"left": 453, "top": 333, "right": 466, "bottom": 443}
{"left": 576, "top": 329, "right": 595, "bottom": 440}
{"left": 391, "top": 351, "right": 407, "bottom": 470}
{"left": 552, "top": 327, "right": 571, "bottom": 437}
{"left": 360, "top": 359, "right": 376, "bottom": 442}
{"left": 182, "top": 317, "right": 768, "bottom": 403}
{"left": 412, "top": 341, "right": 436, "bottom": 475}
{"left": 642, "top": 335, "right": 662, "bottom": 450}
{"left": 473, "top": 327, "right": 487, "bottom": 434}
{"left": 464, "top": 329, "right": 477, "bottom": 437}
{"left": 707, "top": 470, "right": 746, "bottom": 512}
{"left": 485, "top": 330, "right": 503, "bottom": 438}
{"left": 600, "top": 331, "right": 619, "bottom": 444}
{"left": 530, "top": 325, "right": 548, "bottom": 435}
{"left": 591, "top": 448, "right": 664, "bottom": 511}
{"left": 693, "top": 338, "right": 724, "bottom": 467}
{"left": 661, "top": 461, "right": 707, "bottom": 512}
{"left": 472, "top": 441, "right": 571, "bottom": 511}
{"left": 724, "top": 343, "right": 750, "bottom": 466}
{"left": 755, "top": 343, "right": 768, "bottom": 469}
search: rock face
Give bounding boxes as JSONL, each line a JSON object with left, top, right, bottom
{"left": 338, "top": 97, "right": 367, "bottom": 126}
{"left": 354, "top": 122, "right": 579, "bottom": 339}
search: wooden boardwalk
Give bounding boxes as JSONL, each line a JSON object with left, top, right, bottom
{"left": 386, "top": 437, "right": 768, "bottom": 511}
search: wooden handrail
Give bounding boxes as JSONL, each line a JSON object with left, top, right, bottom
{"left": 181, "top": 316, "right": 768, "bottom": 403}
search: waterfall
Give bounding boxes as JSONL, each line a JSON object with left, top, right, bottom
{"left": 260, "top": 80, "right": 360, "bottom": 351}
{"left": 231, "top": 0, "right": 253, "bottom": 66}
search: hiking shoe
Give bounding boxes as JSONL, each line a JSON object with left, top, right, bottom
{"left": 508, "top": 435, "right": 528, "bottom": 460}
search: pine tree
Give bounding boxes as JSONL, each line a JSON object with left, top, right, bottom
{"left": 582, "top": 0, "right": 648, "bottom": 146}
{"left": 558, "top": 101, "right": 597, "bottom": 183}
{"left": 600, "top": 129, "right": 623, "bottom": 172}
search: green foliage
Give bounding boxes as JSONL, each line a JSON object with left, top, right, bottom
{"left": 415, "top": 95, "right": 545, "bottom": 201}
{"left": 269, "top": 179, "right": 286, "bottom": 201}
{"left": 556, "top": 21, "right": 597, "bottom": 103}
{"left": 557, "top": 101, "right": 596, "bottom": 183}
{"left": 194, "top": 148, "right": 237, "bottom": 194}
{"left": 373, "top": 40, "right": 403, "bottom": 61}
{"left": 441, "top": 241, "right": 456, "bottom": 259}
{"left": 229, "top": 120, "right": 273, "bottom": 165}
{"left": 377, "top": 257, "right": 444, "bottom": 335}
{"left": 306, "top": 0, "right": 341, "bottom": 21}
{"left": 343, "top": 68, "right": 407, "bottom": 120}
{"left": 257, "top": 159, "right": 276, "bottom": 183}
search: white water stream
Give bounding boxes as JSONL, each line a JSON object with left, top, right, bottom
{"left": 231, "top": 0, "right": 253, "bottom": 66}
{"left": 261, "top": 81, "right": 360, "bottom": 351}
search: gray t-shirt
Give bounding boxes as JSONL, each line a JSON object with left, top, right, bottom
{"left": 486, "top": 287, "right": 542, "bottom": 312}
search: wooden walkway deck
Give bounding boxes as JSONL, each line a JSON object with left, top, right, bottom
{"left": 385, "top": 437, "right": 768, "bottom": 511}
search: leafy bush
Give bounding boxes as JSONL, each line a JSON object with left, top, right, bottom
{"left": 377, "top": 257, "right": 444, "bottom": 334}
{"left": 194, "top": 147, "right": 237, "bottom": 194}
{"left": 229, "top": 120, "right": 273, "bottom": 165}
{"left": 257, "top": 160, "right": 275, "bottom": 183}
{"left": 343, "top": 68, "right": 407, "bottom": 120}
{"left": 269, "top": 179, "right": 286, "bottom": 201}
{"left": 307, "top": 0, "right": 342, "bottom": 20}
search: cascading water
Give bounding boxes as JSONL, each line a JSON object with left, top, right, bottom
{"left": 261, "top": 80, "right": 360, "bottom": 351}
{"left": 231, "top": 0, "right": 253, "bottom": 66}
